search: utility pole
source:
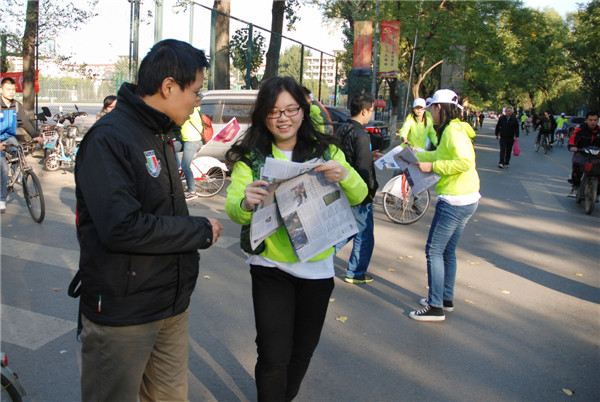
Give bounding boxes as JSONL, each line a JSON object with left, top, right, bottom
{"left": 404, "top": 0, "right": 423, "bottom": 119}
{"left": 154, "top": 0, "right": 163, "bottom": 44}
{"left": 128, "top": 0, "right": 140, "bottom": 83}
{"left": 371, "top": 0, "right": 380, "bottom": 99}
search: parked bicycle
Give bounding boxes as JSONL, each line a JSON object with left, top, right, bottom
{"left": 381, "top": 171, "right": 431, "bottom": 225}
{"left": 1, "top": 352, "right": 26, "bottom": 402}
{"left": 178, "top": 153, "right": 228, "bottom": 197}
{"left": 4, "top": 140, "right": 45, "bottom": 222}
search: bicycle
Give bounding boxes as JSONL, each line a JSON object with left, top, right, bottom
{"left": 4, "top": 141, "right": 45, "bottom": 222}
{"left": 535, "top": 133, "right": 552, "bottom": 154}
{"left": 381, "top": 172, "right": 431, "bottom": 224}
{"left": 555, "top": 127, "right": 567, "bottom": 146}
{"left": 178, "top": 154, "right": 227, "bottom": 197}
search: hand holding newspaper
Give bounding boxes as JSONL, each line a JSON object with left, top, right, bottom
{"left": 375, "top": 145, "right": 439, "bottom": 196}
{"left": 248, "top": 158, "right": 358, "bottom": 262}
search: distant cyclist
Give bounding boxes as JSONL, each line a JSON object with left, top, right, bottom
{"left": 537, "top": 111, "right": 557, "bottom": 146}
{"left": 568, "top": 111, "right": 600, "bottom": 188}
{"left": 555, "top": 113, "right": 569, "bottom": 143}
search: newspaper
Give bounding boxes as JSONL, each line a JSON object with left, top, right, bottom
{"left": 249, "top": 158, "right": 358, "bottom": 262}
{"left": 375, "top": 145, "right": 439, "bottom": 196}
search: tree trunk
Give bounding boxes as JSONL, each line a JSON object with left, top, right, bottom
{"left": 387, "top": 78, "right": 400, "bottom": 137}
{"left": 22, "top": 0, "right": 38, "bottom": 115}
{"left": 213, "top": 0, "right": 230, "bottom": 89}
{"left": 263, "top": 1, "right": 285, "bottom": 82}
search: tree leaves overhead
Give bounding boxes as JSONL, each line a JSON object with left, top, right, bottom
{"left": 310, "top": 0, "right": 591, "bottom": 113}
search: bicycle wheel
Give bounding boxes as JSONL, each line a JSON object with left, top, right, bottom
{"left": 1, "top": 373, "right": 23, "bottom": 402}
{"left": 542, "top": 136, "right": 549, "bottom": 154}
{"left": 195, "top": 166, "right": 226, "bottom": 197}
{"left": 382, "top": 176, "right": 431, "bottom": 225}
{"left": 535, "top": 138, "right": 541, "bottom": 152}
{"left": 584, "top": 178, "right": 597, "bottom": 215}
{"left": 22, "top": 170, "right": 45, "bottom": 223}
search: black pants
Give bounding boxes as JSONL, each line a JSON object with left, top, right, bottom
{"left": 499, "top": 137, "right": 515, "bottom": 165}
{"left": 250, "top": 265, "right": 334, "bottom": 402}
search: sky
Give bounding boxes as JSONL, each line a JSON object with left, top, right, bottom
{"left": 55, "top": 0, "right": 345, "bottom": 65}
{"left": 54, "top": 0, "right": 580, "bottom": 65}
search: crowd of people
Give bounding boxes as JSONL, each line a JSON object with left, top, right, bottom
{"left": 3, "top": 37, "right": 598, "bottom": 401}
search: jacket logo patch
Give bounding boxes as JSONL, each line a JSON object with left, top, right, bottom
{"left": 144, "top": 150, "right": 161, "bottom": 177}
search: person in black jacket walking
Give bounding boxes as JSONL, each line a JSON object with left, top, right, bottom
{"left": 495, "top": 106, "right": 520, "bottom": 168}
{"left": 72, "top": 39, "right": 223, "bottom": 402}
{"left": 335, "top": 93, "right": 382, "bottom": 283}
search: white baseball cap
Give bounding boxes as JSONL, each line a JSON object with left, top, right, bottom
{"left": 413, "top": 98, "right": 426, "bottom": 108}
{"left": 561, "top": 112, "right": 565, "bottom": 116}
{"left": 425, "top": 89, "right": 464, "bottom": 110}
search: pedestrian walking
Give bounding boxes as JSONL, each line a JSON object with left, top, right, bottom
{"left": 495, "top": 106, "right": 520, "bottom": 168}
{"left": 71, "top": 39, "right": 223, "bottom": 402}
{"left": 335, "top": 93, "right": 383, "bottom": 284}
{"left": 410, "top": 89, "right": 481, "bottom": 322}
{"left": 224, "top": 76, "right": 367, "bottom": 401}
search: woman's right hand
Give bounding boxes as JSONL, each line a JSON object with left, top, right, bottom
{"left": 242, "top": 180, "right": 270, "bottom": 211}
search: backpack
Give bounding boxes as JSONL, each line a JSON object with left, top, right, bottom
{"left": 201, "top": 114, "right": 213, "bottom": 143}
{"left": 0, "top": 109, "right": 17, "bottom": 140}
{"left": 542, "top": 119, "right": 553, "bottom": 132}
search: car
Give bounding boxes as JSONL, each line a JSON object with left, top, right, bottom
{"left": 324, "top": 106, "right": 391, "bottom": 151}
{"left": 197, "top": 89, "right": 334, "bottom": 161}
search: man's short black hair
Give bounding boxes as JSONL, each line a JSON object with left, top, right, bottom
{"left": 135, "top": 39, "right": 209, "bottom": 97}
{"left": 1, "top": 77, "right": 16, "bottom": 86}
{"left": 586, "top": 111, "right": 599, "bottom": 119}
{"left": 350, "top": 93, "right": 374, "bottom": 117}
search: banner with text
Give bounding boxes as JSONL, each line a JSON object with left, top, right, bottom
{"left": 379, "top": 21, "right": 401, "bottom": 78}
{"left": 352, "top": 21, "right": 373, "bottom": 76}
{"left": 0, "top": 71, "right": 40, "bottom": 93}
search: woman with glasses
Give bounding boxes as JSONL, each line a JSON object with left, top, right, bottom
{"left": 225, "top": 76, "right": 367, "bottom": 401}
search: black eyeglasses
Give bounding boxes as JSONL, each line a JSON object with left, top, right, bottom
{"left": 267, "top": 107, "right": 301, "bottom": 119}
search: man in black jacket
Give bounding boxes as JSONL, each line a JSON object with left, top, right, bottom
{"left": 495, "top": 106, "right": 520, "bottom": 168}
{"left": 73, "top": 39, "right": 223, "bottom": 401}
{"left": 335, "top": 93, "right": 382, "bottom": 284}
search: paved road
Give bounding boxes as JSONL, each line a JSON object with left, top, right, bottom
{"left": 1, "top": 120, "right": 599, "bottom": 401}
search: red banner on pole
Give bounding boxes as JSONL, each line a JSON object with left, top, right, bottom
{"left": 0, "top": 71, "right": 40, "bottom": 93}
{"left": 352, "top": 21, "right": 373, "bottom": 76}
{"left": 379, "top": 21, "right": 401, "bottom": 78}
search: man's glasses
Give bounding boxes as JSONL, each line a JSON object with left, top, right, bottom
{"left": 173, "top": 79, "right": 204, "bottom": 100}
{"left": 267, "top": 107, "right": 301, "bottom": 119}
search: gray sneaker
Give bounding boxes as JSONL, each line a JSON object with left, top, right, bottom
{"left": 185, "top": 192, "right": 198, "bottom": 201}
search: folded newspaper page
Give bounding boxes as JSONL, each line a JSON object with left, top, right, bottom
{"left": 275, "top": 170, "right": 358, "bottom": 262}
{"left": 248, "top": 158, "right": 358, "bottom": 262}
{"left": 249, "top": 158, "right": 324, "bottom": 251}
{"left": 376, "top": 146, "right": 439, "bottom": 196}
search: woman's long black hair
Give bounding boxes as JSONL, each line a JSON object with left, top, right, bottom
{"left": 226, "top": 76, "right": 339, "bottom": 164}
{"left": 434, "top": 103, "right": 463, "bottom": 144}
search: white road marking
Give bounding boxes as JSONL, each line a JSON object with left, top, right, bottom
{"left": 1, "top": 304, "right": 76, "bottom": 350}
{"left": 1, "top": 238, "right": 80, "bottom": 271}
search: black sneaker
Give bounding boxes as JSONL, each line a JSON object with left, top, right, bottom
{"left": 498, "top": 163, "right": 504, "bottom": 169}
{"left": 409, "top": 305, "right": 445, "bottom": 321}
{"left": 504, "top": 164, "right": 509, "bottom": 169}
{"left": 344, "top": 274, "right": 374, "bottom": 284}
{"left": 420, "top": 298, "right": 454, "bottom": 312}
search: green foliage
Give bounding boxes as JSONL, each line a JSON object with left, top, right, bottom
{"left": 568, "top": 0, "right": 600, "bottom": 109}
{"left": 228, "top": 28, "right": 266, "bottom": 77}
{"left": 277, "top": 45, "right": 312, "bottom": 82}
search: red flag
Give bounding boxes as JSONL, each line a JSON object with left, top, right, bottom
{"left": 0, "top": 71, "right": 40, "bottom": 93}
{"left": 352, "top": 21, "right": 373, "bottom": 76}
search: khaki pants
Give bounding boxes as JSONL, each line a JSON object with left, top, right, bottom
{"left": 81, "top": 310, "right": 189, "bottom": 402}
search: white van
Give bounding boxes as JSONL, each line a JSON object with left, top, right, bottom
{"left": 196, "top": 90, "right": 259, "bottom": 161}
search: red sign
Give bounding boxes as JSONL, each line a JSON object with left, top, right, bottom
{"left": 352, "top": 21, "right": 373, "bottom": 76}
{"left": 379, "top": 21, "right": 401, "bottom": 78}
{"left": 0, "top": 71, "right": 40, "bottom": 93}
{"left": 211, "top": 117, "right": 240, "bottom": 143}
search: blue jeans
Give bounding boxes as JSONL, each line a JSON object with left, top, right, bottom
{"left": 1, "top": 137, "right": 19, "bottom": 202}
{"left": 336, "top": 203, "right": 374, "bottom": 278}
{"left": 425, "top": 200, "right": 478, "bottom": 308}
{"left": 181, "top": 140, "right": 202, "bottom": 193}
